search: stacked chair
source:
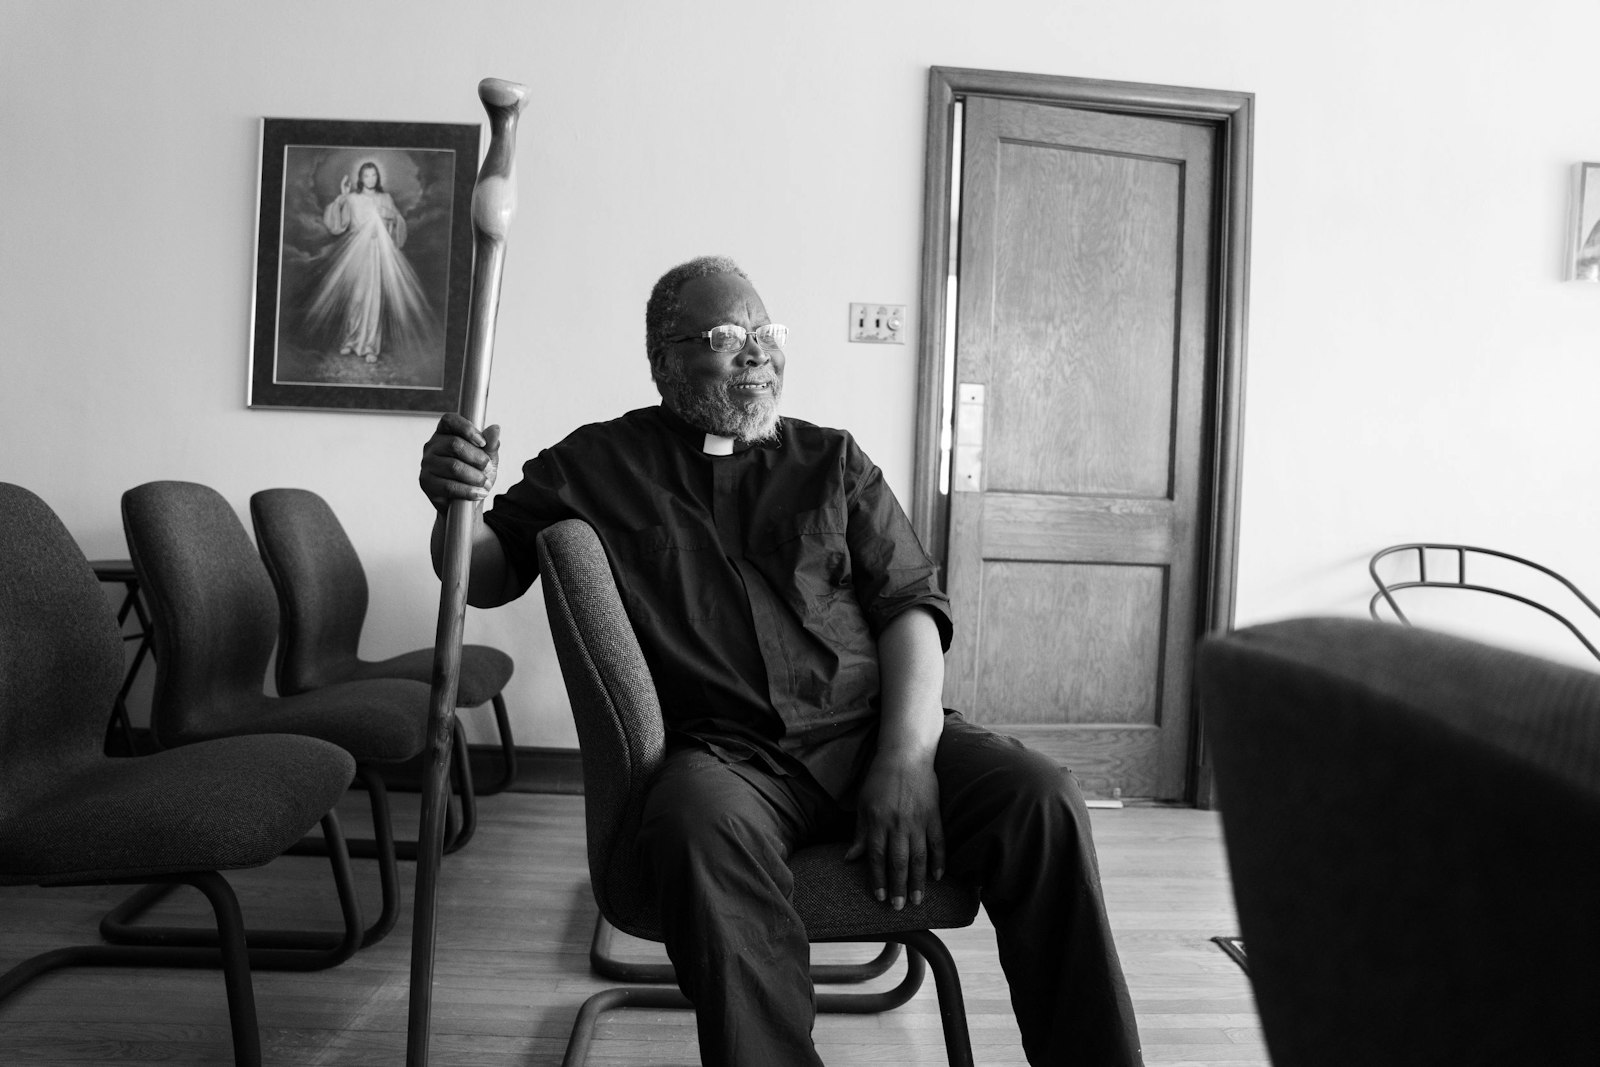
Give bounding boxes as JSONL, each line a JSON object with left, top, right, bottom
{"left": 109, "top": 480, "right": 457, "bottom": 950}
{"left": 0, "top": 482, "right": 362, "bottom": 1066}
{"left": 534, "top": 518, "right": 982, "bottom": 1067}
{"left": 250, "top": 486, "right": 517, "bottom": 806}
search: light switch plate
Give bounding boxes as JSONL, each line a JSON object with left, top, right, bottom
{"left": 849, "top": 303, "right": 906, "bottom": 344}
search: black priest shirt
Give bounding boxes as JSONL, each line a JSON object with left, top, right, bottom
{"left": 481, "top": 404, "right": 953, "bottom": 801}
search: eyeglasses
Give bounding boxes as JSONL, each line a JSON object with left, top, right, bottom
{"left": 663, "top": 323, "right": 789, "bottom": 354}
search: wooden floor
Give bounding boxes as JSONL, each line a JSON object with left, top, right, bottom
{"left": 0, "top": 791, "right": 1266, "bottom": 1065}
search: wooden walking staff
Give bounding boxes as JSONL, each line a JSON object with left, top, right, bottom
{"left": 407, "top": 75, "right": 529, "bottom": 1067}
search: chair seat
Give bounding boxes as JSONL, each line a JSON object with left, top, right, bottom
{"left": 0, "top": 734, "right": 354, "bottom": 886}
{"left": 159, "top": 679, "right": 433, "bottom": 763}
{"left": 789, "top": 842, "right": 981, "bottom": 938}
{"left": 347, "top": 645, "right": 514, "bottom": 709}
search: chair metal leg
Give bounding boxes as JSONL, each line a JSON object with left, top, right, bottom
{"left": 589, "top": 912, "right": 901, "bottom": 984}
{"left": 98, "top": 813, "right": 368, "bottom": 966}
{"left": 358, "top": 769, "right": 402, "bottom": 946}
{"left": 813, "top": 939, "right": 926, "bottom": 1013}
{"left": 473, "top": 692, "right": 518, "bottom": 795}
{"left": 279, "top": 764, "right": 406, "bottom": 946}
{"left": 300, "top": 719, "right": 474, "bottom": 861}
{"left": 587, "top": 913, "right": 674, "bottom": 982}
{"left": 387, "top": 719, "right": 472, "bottom": 856}
{"left": 442, "top": 718, "right": 477, "bottom": 853}
{"left": 1, "top": 871, "right": 265, "bottom": 1067}
{"left": 99, "top": 574, "right": 153, "bottom": 757}
{"left": 188, "top": 870, "right": 264, "bottom": 1067}
{"left": 564, "top": 930, "right": 973, "bottom": 1067}
{"left": 895, "top": 930, "right": 975, "bottom": 1067}
{"left": 562, "top": 986, "right": 692, "bottom": 1067}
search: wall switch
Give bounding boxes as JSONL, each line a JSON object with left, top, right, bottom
{"left": 849, "top": 303, "right": 907, "bottom": 344}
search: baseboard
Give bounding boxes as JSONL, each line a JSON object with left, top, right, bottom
{"left": 113, "top": 728, "right": 585, "bottom": 795}
{"left": 325, "top": 742, "right": 587, "bottom": 796}
{"left": 468, "top": 744, "right": 585, "bottom": 795}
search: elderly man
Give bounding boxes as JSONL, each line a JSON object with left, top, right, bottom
{"left": 418, "top": 255, "right": 1142, "bottom": 1067}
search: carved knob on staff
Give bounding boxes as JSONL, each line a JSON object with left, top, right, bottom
{"left": 460, "top": 77, "right": 530, "bottom": 428}
{"left": 471, "top": 79, "right": 527, "bottom": 240}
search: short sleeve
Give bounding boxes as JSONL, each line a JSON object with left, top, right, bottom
{"left": 480, "top": 449, "right": 574, "bottom": 599}
{"left": 841, "top": 436, "right": 953, "bottom": 650}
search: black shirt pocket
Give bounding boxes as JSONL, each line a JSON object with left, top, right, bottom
{"left": 756, "top": 506, "right": 849, "bottom": 599}
{"left": 615, "top": 523, "right": 723, "bottom": 622}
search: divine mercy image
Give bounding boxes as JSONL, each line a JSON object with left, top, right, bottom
{"left": 272, "top": 145, "right": 456, "bottom": 389}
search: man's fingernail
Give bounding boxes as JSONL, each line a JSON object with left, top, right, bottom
{"left": 891, "top": 896, "right": 905, "bottom": 911}
{"left": 911, "top": 891, "right": 923, "bottom": 906}
{"left": 875, "top": 889, "right": 885, "bottom": 902}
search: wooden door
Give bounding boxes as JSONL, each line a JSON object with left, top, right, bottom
{"left": 941, "top": 96, "right": 1217, "bottom": 800}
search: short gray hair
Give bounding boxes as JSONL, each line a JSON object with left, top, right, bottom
{"left": 645, "top": 255, "right": 748, "bottom": 361}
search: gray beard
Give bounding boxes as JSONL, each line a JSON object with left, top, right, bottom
{"left": 657, "top": 363, "right": 783, "bottom": 444}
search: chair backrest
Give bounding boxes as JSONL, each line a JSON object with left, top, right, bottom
{"left": 534, "top": 519, "right": 665, "bottom": 933}
{"left": 250, "top": 487, "right": 369, "bottom": 693}
{"left": 1369, "top": 542, "right": 1600, "bottom": 663}
{"left": 121, "top": 481, "right": 280, "bottom": 746}
{"left": 1198, "top": 616, "right": 1600, "bottom": 1067}
{"left": 0, "top": 483, "right": 121, "bottom": 809}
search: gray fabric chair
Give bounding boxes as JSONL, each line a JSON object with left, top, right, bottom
{"left": 251, "top": 486, "right": 517, "bottom": 800}
{"left": 1197, "top": 616, "right": 1600, "bottom": 1067}
{"left": 534, "top": 518, "right": 980, "bottom": 1067}
{"left": 115, "top": 480, "right": 444, "bottom": 949}
{"left": 0, "top": 482, "right": 361, "bottom": 1067}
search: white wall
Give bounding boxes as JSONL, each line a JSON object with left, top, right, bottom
{"left": 4, "top": 0, "right": 1599, "bottom": 751}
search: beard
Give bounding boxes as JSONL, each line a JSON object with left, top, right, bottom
{"left": 657, "top": 359, "right": 783, "bottom": 444}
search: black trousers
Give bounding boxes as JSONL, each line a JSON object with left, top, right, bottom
{"left": 637, "top": 716, "right": 1143, "bottom": 1066}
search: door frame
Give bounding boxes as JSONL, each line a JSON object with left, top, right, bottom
{"left": 912, "top": 66, "right": 1253, "bottom": 807}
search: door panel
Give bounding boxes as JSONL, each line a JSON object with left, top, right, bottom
{"left": 980, "top": 492, "right": 1178, "bottom": 562}
{"left": 975, "top": 560, "right": 1166, "bottom": 726}
{"left": 988, "top": 142, "right": 1181, "bottom": 498}
{"left": 944, "top": 95, "right": 1215, "bottom": 799}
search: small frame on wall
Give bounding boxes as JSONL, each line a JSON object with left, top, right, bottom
{"left": 1568, "top": 162, "right": 1600, "bottom": 282}
{"left": 249, "top": 118, "right": 479, "bottom": 413}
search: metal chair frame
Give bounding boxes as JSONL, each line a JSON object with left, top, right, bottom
{"left": 88, "top": 559, "right": 154, "bottom": 756}
{"left": 102, "top": 784, "right": 390, "bottom": 953}
{"left": 479, "top": 693, "right": 518, "bottom": 794}
{"left": 1369, "top": 543, "right": 1600, "bottom": 663}
{"left": 3, "top": 823, "right": 362, "bottom": 1062}
{"left": 3, "top": 872, "right": 265, "bottom": 1066}
{"left": 588, "top": 912, "right": 901, "bottom": 984}
{"left": 565, "top": 930, "right": 971, "bottom": 1067}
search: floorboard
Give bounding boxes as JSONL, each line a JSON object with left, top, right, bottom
{"left": 0, "top": 792, "right": 1265, "bottom": 1065}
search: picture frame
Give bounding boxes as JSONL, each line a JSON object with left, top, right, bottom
{"left": 1567, "top": 162, "right": 1600, "bottom": 282}
{"left": 249, "top": 117, "right": 480, "bottom": 413}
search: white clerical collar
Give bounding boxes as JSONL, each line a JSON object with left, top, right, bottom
{"left": 701, "top": 433, "right": 735, "bottom": 456}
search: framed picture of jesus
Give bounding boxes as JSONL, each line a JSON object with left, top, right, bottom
{"left": 249, "top": 117, "right": 479, "bottom": 413}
